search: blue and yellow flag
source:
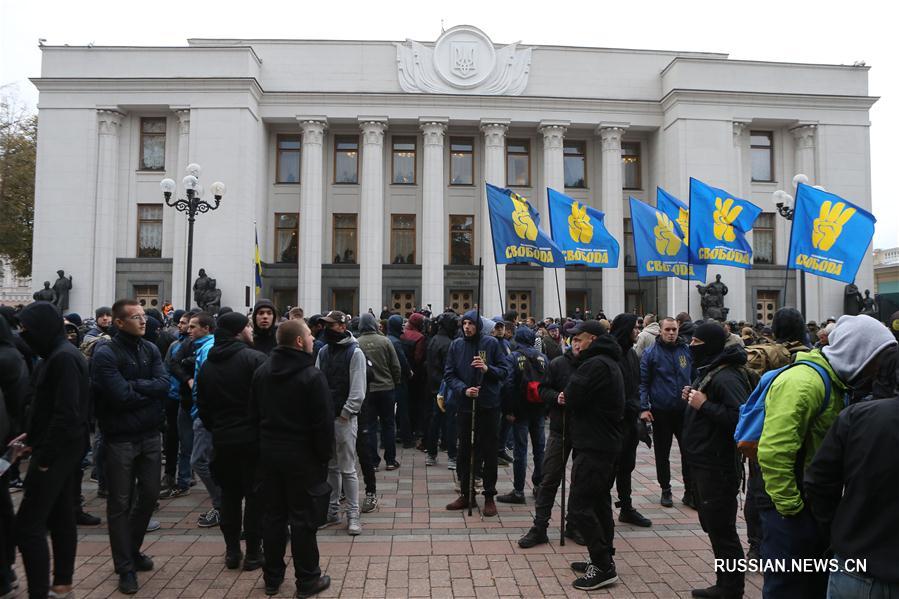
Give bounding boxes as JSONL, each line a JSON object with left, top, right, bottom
{"left": 629, "top": 197, "right": 706, "bottom": 281}
{"left": 546, "top": 188, "right": 619, "bottom": 267}
{"left": 656, "top": 187, "right": 691, "bottom": 244}
{"left": 787, "top": 184, "right": 875, "bottom": 284}
{"left": 254, "top": 224, "right": 263, "bottom": 295}
{"left": 688, "top": 178, "right": 762, "bottom": 268}
{"left": 486, "top": 183, "right": 565, "bottom": 268}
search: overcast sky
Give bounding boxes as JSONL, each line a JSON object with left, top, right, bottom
{"left": 2, "top": 0, "right": 896, "bottom": 248}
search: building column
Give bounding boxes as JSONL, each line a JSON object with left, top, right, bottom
{"left": 791, "top": 123, "right": 819, "bottom": 320}
{"left": 358, "top": 118, "right": 388, "bottom": 314}
{"left": 539, "top": 121, "right": 568, "bottom": 319}
{"left": 420, "top": 118, "right": 448, "bottom": 311}
{"left": 598, "top": 123, "right": 627, "bottom": 318}
{"left": 480, "top": 120, "right": 509, "bottom": 317}
{"left": 297, "top": 117, "right": 327, "bottom": 314}
{"left": 93, "top": 109, "right": 124, "bottom": 309}
{"left": 170, "top": 109, "right": 190, "bottom": 308}
{"left": 723, "top": 119, "right": 750, "bottom": 321}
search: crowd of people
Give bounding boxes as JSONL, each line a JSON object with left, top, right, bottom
{"left": 0, "top": 297, "right": 897, "bottom": 598}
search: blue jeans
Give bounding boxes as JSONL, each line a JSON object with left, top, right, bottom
{"left": 512, "top": 413, "right": 545, "bottom": 494}
{"left": 365, "top": 390, "right": 396, "bottom": 466}
{"left": 828, "top": 559, "right": 899, "bottom": 599}
{"left": 190, "top": 418, "right": 221, "bottom": 509}
{"left": 760, "top": 507, "right": 828, "bottom": 598}
{"left": 427, "top": 396, "right": 458, "bottom": 460}
{"left": 176, "top": 408, "right": 194, "bottom": 490}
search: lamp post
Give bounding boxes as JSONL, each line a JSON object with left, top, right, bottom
{"left": 160, "top": 164, "right": 226, "bottom": 309}
{"left": 772, "top": 174, "right": 826, "bottom": 319}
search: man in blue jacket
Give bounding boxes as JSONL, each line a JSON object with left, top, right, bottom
{"left": 639, "top": 317, "right": 693, "bottom": 509}
{"left": 444, "top": 310, "right": 510, "bottom": 517}
{"left": 188, "top": 312, "right": 221, "bottom": 529}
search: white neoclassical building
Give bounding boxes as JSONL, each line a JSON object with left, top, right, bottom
{"left": 30, "top": 25, "right": 877, "bottom": 322}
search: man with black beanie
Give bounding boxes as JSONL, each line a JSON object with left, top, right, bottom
{"left": 251, "top": 299, "right": 278, "bottom": 355}
{"left": 196, "top": 312, "right": 268, "bottom": 571}
{"left": 14, "top": 301, "right": 89, "bottom": 599}
{"left": 682, "top": 322, "right": 752, "bottom": 599}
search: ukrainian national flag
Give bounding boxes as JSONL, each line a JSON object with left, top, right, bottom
{"left": 254, "top": 224, "right": 263, "bottom": 296}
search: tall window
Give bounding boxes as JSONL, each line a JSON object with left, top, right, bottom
{"left": 450, "top": 137, "right": 474, "bottom": 185}
{"left": 623, "top": 218, "right": 635, "bottom": 266}
{"left": 563, "top": 140, "right": 586, "bottom": 188}
{"left": 334, "top": 136, "right": 359, "bottom": 184}
{"left": 751, "top": 131, "right": 774, "bottom": 182}
{"left": 276, "top": 135, "right": 301, "bottom": 183}
{"left": 139, "top": 117, "right": 166, "bottom": 171}
{"left": 449, "top": 215, "right": 474, "bottom": 265}
{"left": 391, "top": 214, "right": 416, "bottom": 264}
{"left": 622, "top": 142, "right": 641, "bottom": 190}
{"left": 275, "top": 213, "right": 299, "bottom": 263}
{"left": 332, "top": 214, "right": 358, "bottom": 264}
{"left": 392, "top": 137, "right": 416, "bottom": 184}
{"left": 507, "top": 139, "right": 530, "bottom": 187}
{"left": 137, "top": 204, "right": 163, "bottom": 257}
{"left": 753, "top": 212, "right": 775, "bottom": 264}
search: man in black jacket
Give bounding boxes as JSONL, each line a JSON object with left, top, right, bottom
{"left": 91, "top": 299, "right": 169, "bottom": 594}
{"left": 251, "top": 299, "right": 278, "bottom": 355}
{"left": 609, "top": 314, "right": 652, "bottom": 528}
{"left": 426, "top": 312, "right": 457, "bottom": 467}
{"left": 14, "top": 302, "right": 89, "bottom": 599}
{"left": 250, "top": 319, "right": 334, "bottom": 598}
{"left": 681, "top": 322, "right": 752, "bottom": 599}
{"left": 563, "top": 320, "right": 624, "bottom": 591}
{"left": 805, "top": 389, "right": 899, "bottom": 596}
{"left": 196, "top": 312, "right": 267, "bottom": 571}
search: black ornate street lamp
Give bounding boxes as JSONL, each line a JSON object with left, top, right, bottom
{"left": 160, "top": 164, "right": 226, "bottom": 309}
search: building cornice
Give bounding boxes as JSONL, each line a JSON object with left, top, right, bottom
{"left": 661, "top": 89, "right": 878, "bottom": 112}
{"left": 661, "top": 55, "right": 871, "bottom": 77}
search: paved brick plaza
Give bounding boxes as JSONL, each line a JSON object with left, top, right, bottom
{"left": 12, "top": 441, "right": 762, "bottom": 598}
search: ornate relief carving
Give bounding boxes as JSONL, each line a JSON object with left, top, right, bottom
{"left": 360, "top": 121, "right": 387, "bottom": 146}
{"left": 96, "top": 110, "right": 125, "bottom": 136}
{"left": 420, "top": 121, "right": 447, "bottom": 146}
{"left": 176, "top": 109, "right": 191, "bottom": 135}
{"left": 790, "top": 124, "right": 817, "bottom": 150}
{"left": 298, "top": 119, "right": 327, "bottom": 145}
{"left": 396, "top": 25, "right": 532, "bottom": 96}
{"left": 539, "top": 125, "right": 566, "bottom": 151}
{"left": 598, "top": 127, "right": 625, "bottom": 152}
{"left": 480, "top": 122, "right": 508, "bottom": 149}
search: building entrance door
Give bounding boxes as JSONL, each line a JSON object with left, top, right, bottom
{"left": 566, "top": 290, "right": 587, "bottom": 318}
{"left": 447, "top": 289, "right": 473, "bottom": 313}
{"left": 756, "top": 290, "right": 779, "bottom": 325}
{"left": 507, "top": 290, "right": 532, "bottom": 321}
{"left": 332, "top": 288, "right": 358, "bottom": 316}
{"left": 134, "top": 284, "right": 160, "bottom": 309}
{"left": 391, "top": 290, "right": 416, "bottom": 318}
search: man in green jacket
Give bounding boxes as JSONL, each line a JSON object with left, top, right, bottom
{"left": 757, "top": 314, "right": 896, "bottom": 598}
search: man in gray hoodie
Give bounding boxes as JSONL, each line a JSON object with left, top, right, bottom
{"left": 634, "top": 314, "right": 659, "bottom": 358}
{"left": 315, "top": 311, "right": 367, "bottom": 536}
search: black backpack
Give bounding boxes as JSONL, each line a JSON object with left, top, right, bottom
{"left": 517, "top": 351, "right": 548, "bottom": 404}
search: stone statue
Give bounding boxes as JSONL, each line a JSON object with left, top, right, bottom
{"left": 696, "top": 274, "right": 729, "bottom": 321}
{"left": 860, "top": 289, "right": 877, "bottom": 316}
{"left": 33, "top": 281, "right": 57, "bottom": 304}
{"left": 843, "top": 284, "right": 863, "bottom": 316}
{"left": 192, "top": 269, "right": 220, "bottom": 312}
{"left": 51, "top": 270, "right": 73, "bottom": 312}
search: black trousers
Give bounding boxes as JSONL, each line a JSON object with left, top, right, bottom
{"left": 568, "top": 449, "right": 617, "bottom": 570}
{"left": 456, "top": 406, "right": 499, "bottom": 499}
{"left": 15, "top": 442, "right": 82, "bottom": 599}
{"left": 745, "top": 458, "right": 762, "bottom": 549}
{"left": 355, "top": 399, "right": 377, "bottom": 495}
{"left": 615, "top": 415, "right": 640, "bottom": 509}
{"left": 533, "top": 429, "right": 573, "bottom": 530}
{"left": 0, "top": 472, "right": 15, "bottom": 590}
{"left": 692, "top": 465, "right": 744, "bottom": 595}
{"left": 163, "top": 399, "right": 180, "bottom": 479}
{"left": 105, "top": 435, "right": 162, "bottom": 574}
{"left": 260, "top": 452, "right": 325, "bottom": 587}
{"left": 651, "top": 407, "right": 692, "bottom": 495}
{"left": 212, "top": 443, "right": 261, "bottom": 552}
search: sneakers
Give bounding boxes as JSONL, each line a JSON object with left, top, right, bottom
{"left": 133, "top": 553, "right": 154, "bottom": 572}
{"left": 146, "top": 519, "right": 161, "bottom": 533}
{"left": 572, "top": 563, "right": 618, "bottom": 591}
{"left": 482, "top": 497, "right": 497, "bottom": 517}
{"left": 296, "top": 574, "right": 331, "bottom": 598}
{"left": 425, "top": 455, "right": 437, "bottom": 467}
{"left": 76, "top": 510, "right": 101, "bottom": 526}
{"left": 347, "top": 516, "right": 362, "bottom": 536}
{"left": 362, "top": 493, "right": 378, "bottom": 513}
{"left": 619, "top": 508, "right": 652, "bottom": 528}
{"left": 570, "top": 560, "right": 591, "bottom": 573}
{"left": 225, "top": 549, "right": 242, "bottom": 569}
{"left": 660, "top": 488, "right": 674, "bottom": 508}
{"left": 197, "top": 508, "right": 220, "bottom": 528}
{"left": 159, "top": 486, "right": 190, "bottom": 499}
{"left": 447, "top": 458, "right": 457, "bottom": 471}
{"left": 118, "top": 571, "right": 139, "bottom": 594}
{"left": 385, "top": 461, "right": 400, "bottom": 471}
{"left": 445, "top": 495, "right": 469, "bottom": 511}
{"left": 517, "top": 526, "right": 549, "bottom": 548}
{"left": 8, "top": 478, "right": 23, "bottom": 493}
{"left": 496, "top": 491, "right": 526, "bottom": 504}
{"left": 319, "top": 513, "right": 341, "bottom": 529}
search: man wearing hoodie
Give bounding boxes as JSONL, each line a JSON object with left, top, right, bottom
{"left": 639, "top": 317, "right": 694, "bottom": 508}
{"left": 159, "top": 310, "right": 193, "bottom": 499}
{"left": 682, "top": 323, "right": 753, "bottom": 599}
{"left": 496, "top": 327, "right": 548, "bottom": 505}
{"left": 634, "top": 314, "right": 659, "bottom": 358}
{"left": 251, "top": 299, "right": 278, "bottom": 355}
{"left": 563, "top": 321, "right": 625, "bottom": 591}
{"left": 90, "top": 299, "right": 169, "bottom": 594}
{"left": 609, "top": 314, "right": 652, "bottom": 528}
{"left": 444, "top": 310, "right": 510, "bottom": 516}
{"left": 757, "top": 314, "right": 897, "bottom": 598}
{"left": 196, "top": 312, "right": 267, "bottom": 571}
{"left": 401, "top": 312, "right": 428, "bottom": 449}
{"left": 316, "top": 310, "right": 367, "bottom": 535}
{"left": 871, "top": 310, "right": 899, "bottom": 399}
{"left": 250, "top": 319, "right": 334, "bottom": 598}
{"left": 13, "top": 302, "right": 89, "bottom": 599}
{"left": 356, "top": 312, "right": 402, "bottom": 507}
{"left": 386, "top": 314, "right": 412, "bottom": 452}
{"left": 426, "top": 312, "right": 458, "bottom": 468}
